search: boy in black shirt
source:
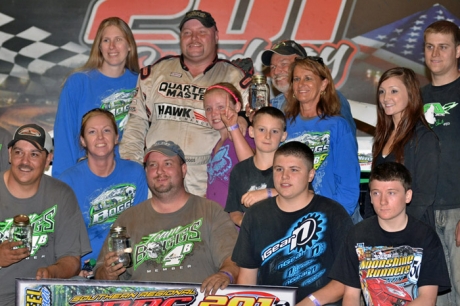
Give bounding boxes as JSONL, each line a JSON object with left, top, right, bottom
{"left": 233, "top": 141, "right": 352, "bottom": 305}
{"left": 225, "top": 107, "right": 287, "bottom": 226}
{"left": 330, "top": 162, "right": 450, "bottom": 306}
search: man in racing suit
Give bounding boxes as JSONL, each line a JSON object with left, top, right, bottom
{"left": 120, "top": 10, "right": 249, "bottom": 196}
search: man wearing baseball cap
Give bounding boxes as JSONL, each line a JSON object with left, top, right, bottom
{"left": 0, "top": 123, "right": 91, "bottom": 304}
{"left": 96, "top": 140, "right": 238, "bottom": 295}
{"left": 178, "top": 10, "right": 217, "bottom": 31}
{"left": 261, "top": 40, "right": 356, "bottom": 134}
{"left": 120, "top": 9, "right": 251, "bottom": 198}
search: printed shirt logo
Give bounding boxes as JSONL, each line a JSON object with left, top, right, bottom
{"left": 158, "top": 81, "right": 206, "bottom": 102}
{"left": 100, "top": 89, "right": 136, "bottom": 131}
{"left": 356, "top": 243, "right": 423, "bottom": 305}
{"left": 261, "top": 212, "right": 327, "bottom": 287}
{"left": 424, "top": 102, "right": 458, "bottom": 127}
{"left": 0, "top": 205, "right": 57, "bottom": 256}
{"left": 133, "top": 218, "right": 203, "bottom": 270}
{"left": 248, "top": 183, "right": 267, "bottom": 192}
{"left": 287, "top": 131, "right": 330, "bottom": 170}
{"left": 90, "top": 184, "right": 136, "bottom": 227}
{"left": 207, "top": 145, "right": 232, "bottom": 184}
{"left": 155, "top": 103, "right": 211, "bottom": 128}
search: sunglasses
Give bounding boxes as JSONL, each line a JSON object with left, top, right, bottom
{"left": 296, "top": 56, "right": 325, "bottom": 67}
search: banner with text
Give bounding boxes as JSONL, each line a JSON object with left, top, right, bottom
{"left": 16, "top": 278, "right": 295, "bottom": 306}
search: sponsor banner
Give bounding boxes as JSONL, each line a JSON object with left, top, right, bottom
{"left": 16, "top": 278, "right": 295, "bottom": 306}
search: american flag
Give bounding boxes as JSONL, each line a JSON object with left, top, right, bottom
{"left": 351, "top": 3, "right": 460, "bottom": 75}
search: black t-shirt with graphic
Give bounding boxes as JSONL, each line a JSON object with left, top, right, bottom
{"left": 422, "top": 77, "right": 460, "bottom": 210}
{"left": 232, "top": 195, "right": 352, "bottom": 302}
{"left": 330, "top": 215, "right": 451, "bottom": 305}
{"left": 225, "top": 156, "right": 274, "bottom": 213}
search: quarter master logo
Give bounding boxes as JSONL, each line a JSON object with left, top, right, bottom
{"left": 158, "top": 82, "right": 206, "bottom": 101}
{"left": 0, "top": 205, "right": 57, "bottom": 256}
{"left": 133, "top": 219, "right": 203, "bottom": 270}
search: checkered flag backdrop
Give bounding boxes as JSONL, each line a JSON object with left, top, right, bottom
{"left": 0, "top": 12, "right": 89, "bottom": 104}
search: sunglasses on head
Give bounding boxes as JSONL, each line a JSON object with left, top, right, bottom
{"left": 308, "top": 56, "right": 325, "bottom": 67}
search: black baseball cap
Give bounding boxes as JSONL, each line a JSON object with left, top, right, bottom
{"left": 8, "top": 123, "right": 53, "bottom": 153}
{"left": 261, "top": 40, "right": 308, "bottom": 66}
{"left": 179, "top": 10, "right": 217, "bottom": 31}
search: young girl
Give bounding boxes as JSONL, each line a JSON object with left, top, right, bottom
{"left": 203, "top": 82, "right": 255, "bottom": 208}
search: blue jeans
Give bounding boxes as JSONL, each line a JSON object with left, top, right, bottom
{"left": 435, "top": 208, "right": 460, "bottom": 306}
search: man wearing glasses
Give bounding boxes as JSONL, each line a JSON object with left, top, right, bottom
{"left": 261, "top": 40, "right": 356, "bottom": 134}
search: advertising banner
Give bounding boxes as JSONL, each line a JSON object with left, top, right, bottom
{"left": 16, "top": 278, "right": 296, "bottom": 306}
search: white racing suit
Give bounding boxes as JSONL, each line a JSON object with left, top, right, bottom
{"left": 120, "top": 55, "right": 249, "bottom": 196}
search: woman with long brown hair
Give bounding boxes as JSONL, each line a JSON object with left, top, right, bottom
{"left": 364, "top": 67, "right": 439, "bottom": 227}
{"left": 53, "top": 17, "right": 139, "bottom": 177}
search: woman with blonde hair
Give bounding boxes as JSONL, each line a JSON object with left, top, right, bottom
{"left": 53, "top": 17, "right": 139, "bottom": 177}
{"left": 284, "top": 57, "right": 361, "bottom": 222}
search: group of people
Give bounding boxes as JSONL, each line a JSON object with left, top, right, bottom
{"left": 0, "top": 8, "right": 458, "bottom": 306}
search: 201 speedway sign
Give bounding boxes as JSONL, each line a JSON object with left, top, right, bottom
{"left": 16, "top": 278, "right": 295, "bottom": 306}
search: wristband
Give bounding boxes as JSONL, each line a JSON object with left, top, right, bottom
{"left": 308, "top": 294, "right": 321, "bottom": 306}
{"left": 219, "top": 270, "right": 234, "bottom": 284}
{"left": 227, "top": 124, "right": 239, "bottom": 132}
{"left": 267, "top": 188, "right": 272, "bottom": 198}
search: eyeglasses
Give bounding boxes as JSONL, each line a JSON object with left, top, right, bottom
{"left": 272, "top": 40, "right": 306, "bottom": 57}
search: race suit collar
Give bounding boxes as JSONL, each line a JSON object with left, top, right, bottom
{"left": 179, "top": 54, "right": 218, "bottom": 75}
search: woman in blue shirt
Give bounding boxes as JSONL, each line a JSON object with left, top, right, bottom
{"left": 53, "top": 17, "right": 139, "bottom": 177}
{"left": 283, "top": 57, "right": 360, "bottom": 221}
